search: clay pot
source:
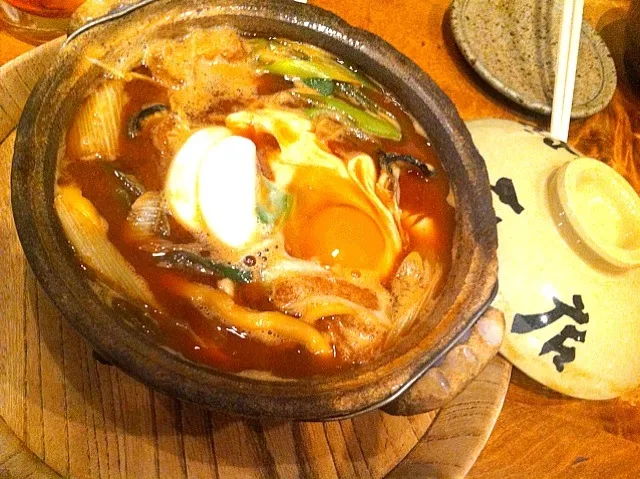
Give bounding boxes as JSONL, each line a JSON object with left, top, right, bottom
{"left": 11, "top": 0, "right": 501, "bottom": 420}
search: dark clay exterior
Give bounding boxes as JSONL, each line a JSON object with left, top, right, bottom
{"left": 11, "top": 0, "right": 498, "bottom": 420}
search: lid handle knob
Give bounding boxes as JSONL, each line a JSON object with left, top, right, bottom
{"left": 555, "top": 157, "right": 640, "bottom": 268}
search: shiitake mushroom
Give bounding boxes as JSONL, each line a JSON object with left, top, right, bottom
{"left": 377, "top": 151, "right": 436, "bottom": 178}
{"left": 127, "top": 103, "right": 169, "bottom": 139}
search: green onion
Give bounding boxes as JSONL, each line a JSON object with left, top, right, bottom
{"left": 250, "top": 39, "right": 310, "bottom": 62}
{"left": 303, "top": 78, "right": 335, "bottom": 96}
{"left": 263, "top": 59, "right": 366, "bottom": 86}
{"left": 256, "top": 177, "right": 292, "bottom": 225}
{"left": 336, "top": 81, "right": 385, "bottom": 113}
{"left": 99, "top": 162, "right": 145, "bottom": 210}
{"left": 303, "top": 94, "right": 401, "bottom": 141}
{"left": 156, "top": 250, "right": 253, "bottom": 284}
{"left": 245, "top": 38, "right": 271, "bottom": 52}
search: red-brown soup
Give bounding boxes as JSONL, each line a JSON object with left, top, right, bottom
{"left": 55, "top": 27, "right": 455, "bottom": 378}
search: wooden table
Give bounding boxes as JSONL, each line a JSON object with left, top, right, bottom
{"left": 2, "top": 0, "right": 639, "bottom": 477}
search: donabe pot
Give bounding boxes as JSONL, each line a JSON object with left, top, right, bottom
{"left": 12, "top": 0, "right": 500, "bottom": 420}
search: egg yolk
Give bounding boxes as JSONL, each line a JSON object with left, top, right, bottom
{"left": 298, "top": 205, "right": 386, "bottom": 271}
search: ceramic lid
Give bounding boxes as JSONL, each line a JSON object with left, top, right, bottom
{"left": 467, "top": 118, "right": 640, "bottom": 399}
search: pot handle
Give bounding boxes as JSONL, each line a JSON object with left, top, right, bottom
{"left": 382, "top": 307, "right": 505, "bottom": 416}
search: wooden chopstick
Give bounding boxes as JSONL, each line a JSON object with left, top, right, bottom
{"left": 550, "top": 0, "right": 585, "bottom": 142}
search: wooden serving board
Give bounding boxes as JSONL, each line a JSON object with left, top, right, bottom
{"left": 0, "top": 38, "right": 511, "bottom": 479}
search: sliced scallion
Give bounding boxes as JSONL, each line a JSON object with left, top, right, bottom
{"left": 303, "top": 94, "right": 401, "bottom": 141}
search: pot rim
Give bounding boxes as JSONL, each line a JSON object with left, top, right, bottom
{"left": 11, "top": 0, "right": 498, "bottom": 420}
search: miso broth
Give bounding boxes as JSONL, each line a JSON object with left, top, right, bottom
{"left": 55, "top": 27, "right": 455, "bottom": 378}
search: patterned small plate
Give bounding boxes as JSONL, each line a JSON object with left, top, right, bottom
{"left": 451, "top": 0, "right": 616, "bottom": 118}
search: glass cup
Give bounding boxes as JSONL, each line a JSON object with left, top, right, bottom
{"left": 0, "top": 0, "right": 84, "bottom": 44}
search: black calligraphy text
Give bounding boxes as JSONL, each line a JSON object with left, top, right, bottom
{"left": 539, "top": 325, "right": 587, "bottom": 372}
{"left": 542, "top": 137, "right": 579, "bottom": 156}
{"left": 512, "top": 295, "right": 588, "bottom": 333}
{"left": 512, "top": 295, "right": 589, "bottom": 373}
{"left": 491, "top": 177, "right": 524, "bottom": 217}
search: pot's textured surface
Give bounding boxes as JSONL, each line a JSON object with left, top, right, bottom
{"left": 11, "top": 0, "right": 497, "bottom": 419}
